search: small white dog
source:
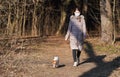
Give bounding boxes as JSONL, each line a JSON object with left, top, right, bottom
{"left": 53, "top": 56, "right": 59, "bottom": 68}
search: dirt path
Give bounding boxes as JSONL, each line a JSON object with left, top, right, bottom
{"left": 0, "top": 36, "right": 120, "bottom": 77}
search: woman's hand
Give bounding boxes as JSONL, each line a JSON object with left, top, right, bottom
{"left": 65, "top": 35, "right": 68, "bottom": 41}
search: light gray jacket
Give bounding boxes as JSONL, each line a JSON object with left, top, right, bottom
{"left": 65, "top": 15, "right": 86, "bottom": 50}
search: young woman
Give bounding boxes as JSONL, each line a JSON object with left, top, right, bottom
{"left": 65, "top": 8, "right": 87, "bottom": 66}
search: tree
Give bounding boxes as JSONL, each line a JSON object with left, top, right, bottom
{"left": 100, "top": 0, "right": 113, "bottom": 44}
{"left": 56, "top": 0, "right": 70, "bottom": 35}
{"left": 0, "top": 0, "right": 120, "bottom": 42}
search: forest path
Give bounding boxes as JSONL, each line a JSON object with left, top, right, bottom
{"left": 0, "top": 36, "right": 120, "bottom": 77}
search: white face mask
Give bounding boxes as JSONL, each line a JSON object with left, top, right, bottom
{"left": 74, "top": 12, "right": 80, "bottom": 17}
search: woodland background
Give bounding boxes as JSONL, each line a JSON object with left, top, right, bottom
{"left": 0, "top": 0, "right": 120, "bottom": 77}
{"left": 0, "top": 0, "right": 120, "bottom": 44}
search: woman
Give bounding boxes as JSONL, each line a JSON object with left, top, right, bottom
{"left": 65, "top": 8, "right": 86, "bottom": 66}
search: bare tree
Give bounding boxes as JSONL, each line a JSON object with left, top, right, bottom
{"left": 100, "top": 0, "right": 113, "bottom": 44}
{"left": 56, "top": 0, "right": 70, "bottom": 35}
{"left": 31, "top": 0, "right": 38, "bottom": 37}
{"left": 0, "top": 0, "right": 120, "bottom": 43}
{"left": 112, "top": 0, "right": 116, "bottom": 44}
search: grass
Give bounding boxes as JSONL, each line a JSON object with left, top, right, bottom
{"left": 0, "top": 36, "right": 119, "bottom": 77}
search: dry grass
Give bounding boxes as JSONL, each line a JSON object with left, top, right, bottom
{"left": 0, "top": 36, "right": 120, "bottom": 77}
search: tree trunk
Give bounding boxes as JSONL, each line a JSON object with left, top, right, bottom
{"left": 112, "top": 0, "right": 116, "bottom": 44}
{"left": 56, "top": 8, "right": 66, "bottom": 35}
{"left": 83, "top": 0, "right": 88, "bottom": 16}
{"left": 116, "top": 0, "right": 120, "bottom": 35}
{"left": 7, "top": 3, "right": 11, "bottom": 36}
{"left": 31, "top": 2, "right": 38, "bottom": 37}
{"left": 22, "top": 0, "right": 26, "bottom": 36}
{"left": 100, "top": 0, "right": 113, "bottom": 44}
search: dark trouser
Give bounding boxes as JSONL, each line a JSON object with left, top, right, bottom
{"left": 72, "top": 49, "right": 81, "bottom": 62}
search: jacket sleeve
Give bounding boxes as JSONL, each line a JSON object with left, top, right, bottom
{"left": 81, "top": 15, "right": 87, "bottom": 38}
{"left": 65, "top": 16, "right": 72, "bottom": 40}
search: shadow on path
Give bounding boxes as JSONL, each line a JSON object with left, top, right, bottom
{"left": 79, "top": 41, "right": 120, "bottom": 77}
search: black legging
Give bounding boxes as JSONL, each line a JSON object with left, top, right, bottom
{"left": 72, "top": 49, "right": 81, "bottom": 62}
